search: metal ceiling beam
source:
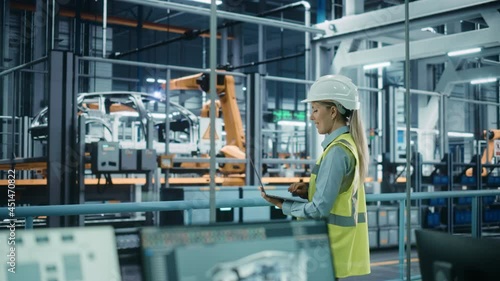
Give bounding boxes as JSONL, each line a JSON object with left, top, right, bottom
{"left": 482, "top": 9, "right": 500, "bottom": 26}
{"left": 455, "top": 67, "right": 500, "bottom": 84}
{"left": 116, "top": 0, "right": 325, "bottom": 35}
{"left": 417, "top": 46, "right": 500, "bottom": 65}
{"left": 481, "top": 58, "right": 500, "bottom": 66}
{"left": 9, "top": 2, "right": 206, "bottom": 37}
{"left": 112, "top": 1, "right": 312, "bottom": 59}
{"left": 373, "top": 29, "right": 442, "bottom": 45}
{"left": 436, "top": 65, "right": 500, "bottom": 94}
{"left": 335, "top": 27, "right": 499, "bottom": 71}
{"left": 314, "top": 0, "right": 500, "bottom": 44}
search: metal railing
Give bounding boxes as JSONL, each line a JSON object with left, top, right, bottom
{"left": 1, "top": 189, "right": 499, "bottom": 281}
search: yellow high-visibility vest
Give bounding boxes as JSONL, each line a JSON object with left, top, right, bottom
{"left": 308, "top": 133, "right": 370, "bottom": 278}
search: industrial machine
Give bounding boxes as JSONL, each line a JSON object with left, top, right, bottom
{"left": 0, "top": 226, "right": 121, "bottom": 281}
{"left": 168, "top": 72, "right": 246, "bottom": 174}
{"left": 465, "top": 129, "right": 500, "bottom": 177}
{"left": 30, "top": 91, "right": 200, "bottom": 156}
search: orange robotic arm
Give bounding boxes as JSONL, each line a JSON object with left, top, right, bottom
{"left": 465, "top": 129, "right": 500, "bottom": 177}
{"left": 167, "top": 72, "right": 246, "bottom": 174}
{"left": 201, "top": 100, "right": 221, "bottom": 118}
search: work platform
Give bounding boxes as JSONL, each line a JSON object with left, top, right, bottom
{"left": 0, "top": 157, "right": 310, "bottom": 186}
{"left": 0, "top": 175, "right": 310, "bottom": 187}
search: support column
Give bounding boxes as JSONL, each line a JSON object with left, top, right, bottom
{"left": 136, "top": 6, "right": 144, "bottom": 91}
{"left": 221, "top": 29, "right": 228, "bottom": 65}
{"left": 440, "top": 94, "right": 448, "bottom": 155}
{"left": 30, "top": 0, "right": 48, "bottom": 158}
{"left": 317, "top": 0, "right": 326, "bottom": 23}
{"left": 74, "top": 0, "right": 82, "bottom": 55}
{"left": 246, "top": 73, "right": 262, "bottom": 185}
{"left": 47, "top": 50, "right": 77, "bottom": 227}
{"left": 231, "top": 26, "right": 242, "bottom": 69}
{"left": 415, "top": 60, "right": 439, "bottom": 171}
{"left": 311, "top": 42, "right": 324, "bottom": 160}
{"left": 331, "top": 0, "right": 364, "bottom": 74}
{"left": 344, "top": 0, "right": 364, "bottom": 16}
{"left": 1, "top": 1, "right": 10, "bottom": 160}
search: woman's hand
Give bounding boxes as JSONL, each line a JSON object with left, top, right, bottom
{"left": 261, "top": 191, "right": 284, "bottom": 208}
{"left": 288, "top": 182, "right": 309, "bottom": 199}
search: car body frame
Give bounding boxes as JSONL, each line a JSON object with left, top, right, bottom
{"left": 29, "top": 91, "right": 200, "bottom": 155}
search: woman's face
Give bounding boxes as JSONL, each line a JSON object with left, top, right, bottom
{"left": 310, "top": 102, "right": 336, "bottom": 135}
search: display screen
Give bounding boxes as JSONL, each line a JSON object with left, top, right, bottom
{"left": 141, "top": 220, "right": 334, "bottom": 281}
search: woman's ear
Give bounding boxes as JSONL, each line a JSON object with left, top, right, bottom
{"left": 331, "top": 105, "right": 337, "bottom": 119}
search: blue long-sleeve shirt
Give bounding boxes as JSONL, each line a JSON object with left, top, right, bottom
{"left": 282, "top": 126, "right": 355, "bottom": 219}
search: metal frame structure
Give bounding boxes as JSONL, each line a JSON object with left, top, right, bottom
{"left": 315, "top": 1, "right": 500, "bottom": 157}
{"left": 312, "top": 0, "right": 500, "bottom": 148}
{"left": 47, "top": 51, "right": 78, "bottom": 227}
{"left": 76, "top": 56, "right": 249, "bottom": 224}
{"left": 0, "top": 57, "right": 47, "bottom": 162}
{"left": 0, "top": 51, "right": 79, "bottom": 227}
{"left": 1, "top": 1, "right": 499, "bottom": 279}
{"left": 115, "top": 0, "right": 324, "bottom": 35}
{"left": 312, "top": 2, "right": 500, "bottom": 278}
{"left": 2, "top": 189, "right": 500, "bottom": 281}
{"left": 314, "top": 0, "right": 500, "bottom": 71}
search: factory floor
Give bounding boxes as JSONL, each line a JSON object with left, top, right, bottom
{"left": 119, "top": 247, "right": 422, "bottom": 281}
{"left": 343, "top": 248, "right": 421, "bottom": 281}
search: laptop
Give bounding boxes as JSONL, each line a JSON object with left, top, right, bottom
{"left": 249, "top": 158, "right": 308, "bottom": 203}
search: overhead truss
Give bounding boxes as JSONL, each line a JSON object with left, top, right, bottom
{"left": 312, "top": 0, "right": 500, "bottom": 73}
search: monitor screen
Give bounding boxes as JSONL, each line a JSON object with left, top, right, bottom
{"left": 141, "top": 220, "right": 335, "bottom": 281}
{"left": 415, "top": 229, "right": 500, "bottom": 281}
{"left": 0, "top": 226, "right": 121, "bottom": 281}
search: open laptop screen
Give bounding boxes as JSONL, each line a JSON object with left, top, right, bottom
{"left": 141, "top": 220, "right": 335, "bottom": 281}
{"left": 249, "top": 157, "right": 308, "bottom": 203}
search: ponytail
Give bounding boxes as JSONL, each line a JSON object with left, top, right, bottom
{"left": 350, "top": 110, "right": 369, "bottom": 181}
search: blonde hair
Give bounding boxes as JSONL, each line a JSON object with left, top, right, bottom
{"left": 350, "top": 110, "right": 369, "bottom": 181}
{"left": 315, "top": 101, "right": 369, "bottom": 180}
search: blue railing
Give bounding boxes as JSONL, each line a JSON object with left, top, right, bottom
{"left": 1, "top": 189, "right": 499, "bottom": 281}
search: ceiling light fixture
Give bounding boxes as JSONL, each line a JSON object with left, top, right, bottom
{"left": 420, "top": 27, "right": 437, "bottom": 33}
{"left": 150, "top": 113, "right": 167, "bottom": 119}
{"left": 157, "top": 79, "right": 167, "bottom": 84}
{"left": 363, "top": 62, "right": 391, "bottom": 70}
{"left": 447, "top": 132, "right": 474, "bottom": 138}
{"left": 146, "top": 78, "right": 156, "bottom": 83}
{"left": 153, "top": 91, "right": 163, "bottom": 98}
{"left": 277, "top": 120, "right": 306, "bottom": 127}
{"left": 470, "top": 78, "right": 497, "bottom": 85}
{"left": 188, "top": 0, "right": 223, "bottom": 5}
{"left": 447, "top": 47, "right": 481, "bottom": 57}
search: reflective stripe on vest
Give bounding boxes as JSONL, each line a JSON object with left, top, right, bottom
{"left": 328, "top": 212, "right": 367, "bottom": 227}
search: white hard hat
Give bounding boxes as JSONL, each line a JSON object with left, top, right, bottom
{"left": 301, "top": 75, "right": 360, "bottom": 110}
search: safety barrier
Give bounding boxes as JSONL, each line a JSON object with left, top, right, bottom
{"left": 1, "top": 189, "right": 499, "bottom": 281}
